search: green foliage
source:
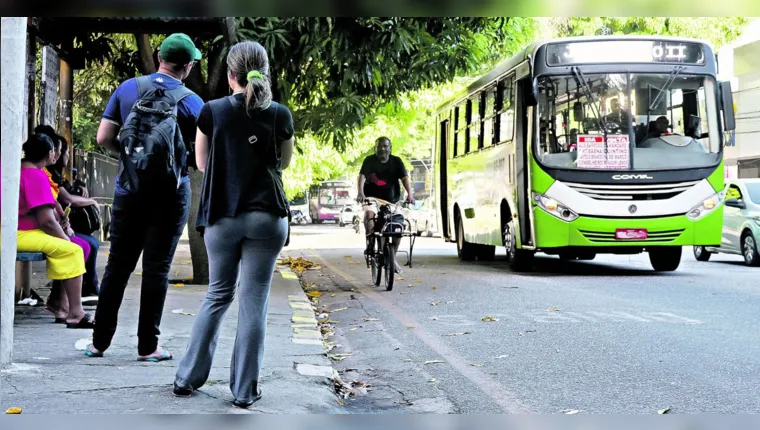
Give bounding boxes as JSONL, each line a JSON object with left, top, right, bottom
{"left": 61, "top": 17, "right": 752, "bottom": 200}
{"left": 230, "top": 17, "right": 533, "bottom": 151}
{"left": 548, "top": 17, "right": 750, "bottom": 49}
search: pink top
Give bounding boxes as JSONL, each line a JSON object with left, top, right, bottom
{"left": 18, "top": 167, "right": 56, "bottom": 231}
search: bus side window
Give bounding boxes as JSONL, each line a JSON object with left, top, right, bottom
{"left": 469, "top": 94, "right": 482, "bottom": 152}
{"left": 452, "top": 106, "right": 459, "bottom": 159}
{"left": 498, "top": 75, "right": 515, "bottom": 144}
{"left": 456, "top": 103, "right": 467, "bottom": 157}
{"left": 483, "top": 87, "right": 496, "bottom": 148}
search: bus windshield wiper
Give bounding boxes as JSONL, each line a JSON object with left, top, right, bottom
{"left": 572, "top": 66, "right": 608, "bottom": 152}
{"left": 649, "top": 66, "right": 683, "bottom": 112}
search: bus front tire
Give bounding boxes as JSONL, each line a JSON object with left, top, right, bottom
{"left": 648, "top": 247, "right": 682, "bottom": 272}
{"left": 503, "top": 219, "right": 533, "bottom": 272}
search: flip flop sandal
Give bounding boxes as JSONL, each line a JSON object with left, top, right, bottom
{"left": 138, "top": 351, "right": 173, "bottom": 363}
{"left": 54, "top": 318, "right": 66, "bottom": 324}
{"left": 66, "top": 313, "right": 95, "bottom": 329}
{"left": 84, "top": 345, "right": 104, "bottom": 358}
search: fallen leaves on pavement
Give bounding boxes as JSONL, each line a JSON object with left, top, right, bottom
{"left": 430, "top": 301, "right": 440, "bottom": 306}
{"left": 424, "top": 360, "right": 445, "bottom": 365}
{"left": 548, "top": 306, "right": 561, "bottom": 312}
{"left": 5, "top": 407, "right": 22, "bottom": 414}
{"left": 467, "top": 363, "right": 484, "bottom": 367}
{"left": 306, "top": 290, "right": 323, "bottom": 298}
{"left": 481, "top": 316, "right": 499, "bottom": 322}
{"left": 327, "top": 353, "right": 353, "bottom": 363}
{"left": 333, "top": 373, "right": 370, "bottom": 400}
{"left": 279, "top": 256, "right": 317, "bottom": 274}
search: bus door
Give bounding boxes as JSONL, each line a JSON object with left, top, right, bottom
{"left": 516, "top": 78, "right": 535, "bottom": 248}
{"left": 438, "top": 119, "right": 451, "bottom": 239}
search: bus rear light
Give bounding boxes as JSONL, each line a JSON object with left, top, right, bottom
{"left": 532, "top": 192, "right": 579, "bottom": 222}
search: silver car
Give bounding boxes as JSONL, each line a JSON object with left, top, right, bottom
{"left": 693, "top": 178, "right": 760, "bottom": 266}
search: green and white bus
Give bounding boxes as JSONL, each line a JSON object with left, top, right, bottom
{"left": 433, "top": 36, "right": 736, "bottom": 272}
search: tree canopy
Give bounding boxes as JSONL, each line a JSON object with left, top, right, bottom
{"left": 56, "top": 17, "right": 753, "bottom": 198}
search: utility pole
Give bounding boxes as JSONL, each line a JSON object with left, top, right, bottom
{"left": 1, "top": 17, "right": 29, "bottom": 368}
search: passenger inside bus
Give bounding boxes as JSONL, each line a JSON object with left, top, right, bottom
{"left": 603, "top": 98, "right": 634, "bottom": 132}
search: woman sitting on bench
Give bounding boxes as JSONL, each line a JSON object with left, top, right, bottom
{"left": 16, "top": 132, "right": 95, "bottom": 329}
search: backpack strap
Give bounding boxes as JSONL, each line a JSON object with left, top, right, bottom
{"left": 166, "top": 85, "right": 195, "bottom": 112}
{"left": 134, "top": 75, "right": 155, "bottom": 99}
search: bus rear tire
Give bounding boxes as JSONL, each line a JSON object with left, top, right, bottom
{"left": 648, "top": 247, "right": 682, "bottom": 272}
{"left": 503, "top": 219, "right": 533, "bottom": 272}
{"left": 456, "top": 215, "right": 478, "bottom": 261}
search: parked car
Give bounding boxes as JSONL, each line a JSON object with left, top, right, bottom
{"left": 403, "top": 198, "right": 437, "bottom": 237}
{"left": 339, "top": 204, "right": 359, "bottom": 227}
{"left": 693, "top": 178, "right": 760, "bottom": 266}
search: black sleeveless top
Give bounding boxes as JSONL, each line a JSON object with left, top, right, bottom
{"left": 195, "top": 94, "right": 294, "bottom": 233}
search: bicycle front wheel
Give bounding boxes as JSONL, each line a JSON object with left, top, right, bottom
{"left": 384, "top": 242, "right": 395, "bottom": 291}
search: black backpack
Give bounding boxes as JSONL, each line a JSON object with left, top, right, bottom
{"left": 116, "top": 76, "right": 193, "bottom": 195}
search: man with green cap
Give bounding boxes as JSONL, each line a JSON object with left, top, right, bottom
{"left": 87, "top": 33, "right": 204, "bottom": 362}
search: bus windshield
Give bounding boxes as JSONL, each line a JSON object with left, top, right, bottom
{"left": 318, "top": 186, "right": 352, "bottom": 207}
{"left": 535, "top": 72, "right": 721, "bottom": 171}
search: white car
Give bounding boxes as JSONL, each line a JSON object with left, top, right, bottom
{"left": 693, "top": 178, "right": 760, "bottom": 266}
{"left": 339, "top": 204, "right": 359, "bottom": 227}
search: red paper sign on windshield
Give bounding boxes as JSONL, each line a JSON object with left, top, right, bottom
{"left": 576, "top": 135, "right": 630, "bottom": 169}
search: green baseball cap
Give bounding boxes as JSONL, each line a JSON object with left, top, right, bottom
{"left": 159, "top": 33, "right": 202, "bottom": 64}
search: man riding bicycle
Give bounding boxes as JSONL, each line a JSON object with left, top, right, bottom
{"left": 356, "top": 136, "right": 414, "bottom": 273}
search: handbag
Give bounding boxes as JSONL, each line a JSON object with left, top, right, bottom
{"left": 69, "top": 204, "right": 101, "bottom": 235}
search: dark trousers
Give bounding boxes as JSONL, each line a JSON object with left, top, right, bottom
{"left": 92, "top": 181, "right": 190, "bottom": 355}
{"left": 75, "top": 232, "right": 100, "bottom": 296}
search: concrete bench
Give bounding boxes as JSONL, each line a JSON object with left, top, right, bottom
{"left": 15, "top": 252, "right": 46, "bottom": 303}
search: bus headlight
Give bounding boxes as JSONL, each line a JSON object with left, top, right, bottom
{"left": 532, "top": 192, "right": 578, "bottom": 222}
{"left": 686, "top": 190, "right": 726, "bottom": 220}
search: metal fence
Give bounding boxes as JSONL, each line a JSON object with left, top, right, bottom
{"left": 73, "top": 149, "right": 118, "bottom": 241}
{"left": 73, "top": 149, "right": 118, "bottom": 203}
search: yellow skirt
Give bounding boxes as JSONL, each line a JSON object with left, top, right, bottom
{"left": 16, "top": 229, "right": 86, "bottom": 280}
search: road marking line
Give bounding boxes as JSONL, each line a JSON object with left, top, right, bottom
{"left": 312, "top": 254, "right": 534, "bottom": 414}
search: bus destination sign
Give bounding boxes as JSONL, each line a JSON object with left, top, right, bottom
{"left": 546, "top": 40, "right": 706, "bottom": 66}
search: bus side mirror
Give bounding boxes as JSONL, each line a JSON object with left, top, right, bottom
{"left": 524, "top": 78, "right": 538, "bottom": 107}
{"left": 720, "top": 81, "right": 736, "bottom": 131}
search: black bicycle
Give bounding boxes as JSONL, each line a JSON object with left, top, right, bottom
{"left": 362, "top": 198, "right": 416, "bottom": 291}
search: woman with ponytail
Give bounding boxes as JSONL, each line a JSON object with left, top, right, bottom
{"left": 173, "top": 40, "right": 294, "bottom": 408}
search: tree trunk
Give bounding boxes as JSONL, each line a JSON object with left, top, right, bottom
{"left": 187, "top": 169, "right": 209, "bottom": 285}
{"left": 134, "top": 34, "right": 156, "bottom": 75}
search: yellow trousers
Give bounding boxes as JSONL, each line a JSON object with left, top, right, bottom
{"left": 16, "top": 229, "right": 86, "bottom": 280}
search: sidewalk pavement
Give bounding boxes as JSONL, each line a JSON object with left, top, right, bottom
{"left": 2, "top": 241, "right": 343, "bottom": 414}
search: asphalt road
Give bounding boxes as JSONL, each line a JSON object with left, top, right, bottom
{"left": 284, "top": 223, "right": 760, "bottom": 414}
